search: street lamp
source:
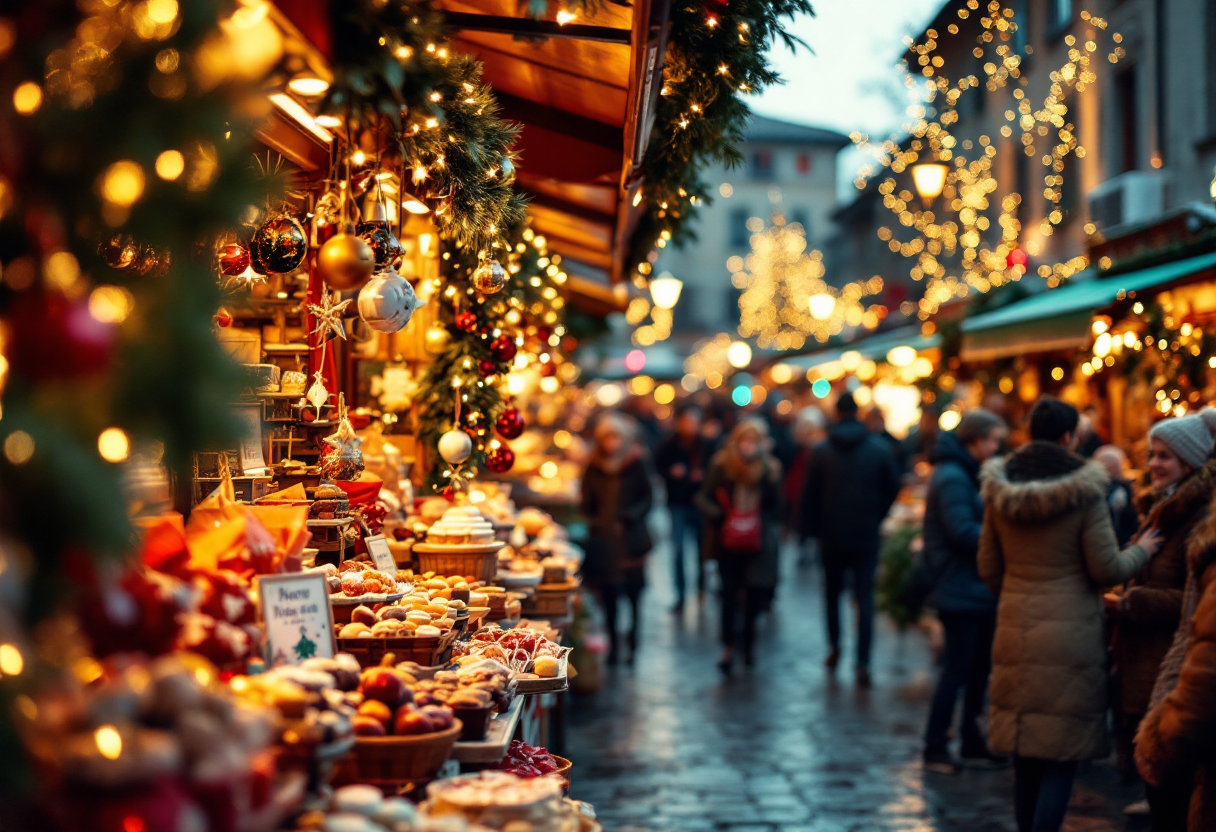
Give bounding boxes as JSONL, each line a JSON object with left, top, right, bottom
{"left": 808, "top": 292, "right": 836, "bottom": 321}
{"left": 649, "top": 272, "right": 683, "bottom": 310}
{"left": 911, "top": 160, "right": 950, "bottom": 208}
{"left": 727, "top": 340, "right": 753, "bottom": 369}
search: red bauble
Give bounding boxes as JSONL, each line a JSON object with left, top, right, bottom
{"left": 441, "top": 485, "right": 456, "bottom": 502}
{"left": 5, "top": 290, "right": 116, "bottom": 382}
{"left": 485, "top": 445, "right": 515, "bottom": 474}
{"left": 218, "top": 242, "right": 251, "bottom": 276}
{"left": 454, "top": 311, "right": 479, "bottom": 333}
{"left": 479, "top": 359, "right": 499, "bottom": 376}
{"left": 215, "top": 309, "right": 233, "bottom": 327}
{"left": 535, "top": 325, "right": 553, "bottom": 343}
{"left": 490, "top": 334, "right": 518, "bottom": 362}
{"left": 496, "top": 406, "right": 525, "bottom": 440}
{"left": 1006, "top": 248, "right": 1029, "bottom": 270}
{"left": 539, "top": 361, "right": 557, "bottom": 378}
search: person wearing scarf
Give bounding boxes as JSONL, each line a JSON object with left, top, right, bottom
{"left": 696, "top": 418, "right": 783, "bottom": 675}
{"left": 580, "top": 411, "right": 654, "bottom": 666}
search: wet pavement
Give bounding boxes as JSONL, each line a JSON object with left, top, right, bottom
{"left": 565, "top": 529, "right": 1144, "bottom": 832}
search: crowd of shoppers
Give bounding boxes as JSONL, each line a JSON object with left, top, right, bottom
{"left": 580, "top": 384, "right": 1216, "bottom": 832}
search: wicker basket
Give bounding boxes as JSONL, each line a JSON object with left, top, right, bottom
{"left": 520, "top": 587, "right": 574, "bottom": 618}
{"left": 551, "top": 755, "right": 573, "bottom": 793}
{"left": 333, "top": 720, "right": 463, "bottom": 787}
{"left": 338, "top": 629, "right": 459, "bottom": 668}
{"left": 414, "top": 547, "right": 499, "bottom": 583}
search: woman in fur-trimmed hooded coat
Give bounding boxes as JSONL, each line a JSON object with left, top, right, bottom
{"left": 978, "top": 440, "right": 1151, "bottom": 761}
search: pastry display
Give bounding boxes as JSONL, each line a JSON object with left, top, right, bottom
{"left": 310, "top": 481, "right": 351, "bottom": 519}
{"left": 349, "top": 659, "right": 457, "bottom": 738}
{"left": 424, "top": 771, "right": 567, "bottom": 830}
{"left": 425, "top": 506, "right": 498, "bottom": 545}
{"left": 453, "top": 626, "right": 566, "bottom": 676}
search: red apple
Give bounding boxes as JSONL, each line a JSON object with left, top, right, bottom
{"left": 352, "top": 715, "right": 387, "bottom": 736}
{"left": 357, "top": 699, "right": 393, "bottom": 727}
{"left": 393, "top": 705, "right": 432, "bottom": 736}
{"left": 360, "top": 666, "right": 409, "bottom": 707}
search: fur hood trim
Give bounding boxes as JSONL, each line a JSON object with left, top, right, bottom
{"left": 981, "top": 455, "right": 1109, "bottom": 523}
{"left": 1186, "top": 491, "right": 1216, "bottom": 575}
{"left": 1139, "top": 459, "right": 1216, "bottom": 537}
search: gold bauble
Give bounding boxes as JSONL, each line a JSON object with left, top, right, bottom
{"left": 424, "top": 323, "right": 451, "bottom": 355}
{"left": 472, "top": 258, "right": 507, "bottom": 295}
{"left": 318, "top": 232, "right": 375, "bottom": 291}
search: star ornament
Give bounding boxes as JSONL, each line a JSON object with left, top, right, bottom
{"left": 323, "top": 409, "right": 362, "bottom": 456}
{"left": 306, "top": 287, "right": 352, "bottom": 341}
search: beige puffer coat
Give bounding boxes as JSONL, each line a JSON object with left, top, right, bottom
{"left": 979, "top": 441, "right": 1150, "bottom": 761}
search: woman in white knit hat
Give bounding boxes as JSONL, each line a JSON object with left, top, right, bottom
{"left": 1111, "top": 407, "right": 1216, "bottom": 827}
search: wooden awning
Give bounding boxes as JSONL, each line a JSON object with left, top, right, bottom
{"left": 272, "top": 0, "right": 666, "bottom": 289}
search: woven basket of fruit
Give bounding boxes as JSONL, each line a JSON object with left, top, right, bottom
{"left": 335, "top": 720, "right": 463, "bottom": 786}
{"left": 338, "top": 629, "right": 459, "bottom": 668}
{"left": 413, "top": 546, "right": 500, "bottom": 583}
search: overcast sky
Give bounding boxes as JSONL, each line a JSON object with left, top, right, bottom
{"left": 751, "top": 0, "right": 947, "bottom": 197}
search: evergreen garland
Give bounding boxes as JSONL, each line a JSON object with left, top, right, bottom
{"left": 320, "top": 0, "right": 525, "bottom": 251}
{"left": 627, "top": 0, "right": 814, "bottom": 273}
{"left": 414, "top": 223, "right": 565, "bottom": 489}
{"left": 402, "top": 55, "right": 528, "bottom": 249}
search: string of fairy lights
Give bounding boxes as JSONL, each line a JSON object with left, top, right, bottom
{"left": 852, "top": 0, "right": 1123, "bottom": 318}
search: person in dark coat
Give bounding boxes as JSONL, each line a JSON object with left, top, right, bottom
{"left": 655, "top": 405, "right": 711, "bottom": 612}
{"left": 865, "top": 406, "right": 908, "bottom": 473}
{"left": 580, "top": 411, "right": 654, "bottom": 665}
{"left": 802, "top": 392, "right": 902, "bottom": 686}
{"left": 1095, "top": 445, "right": 1142, "bottom": 547}
{"left": 696, "top": 417, "right": 782, "bottom": 674}
{"left": 920, "top": 408, "right": 1008, "bottom": 774}
{"left": 1136, "top": 487, "right": 1216, "bottom": 832}
{"left": 1110, "top": 410, "right": 1216, "bottom": 826}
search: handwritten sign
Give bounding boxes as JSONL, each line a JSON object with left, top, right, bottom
{"left": 256, "top": 572, "right": 335, "bottom": 667}
{"left": 365, "top": 534, "right": 397, "bottom": 577}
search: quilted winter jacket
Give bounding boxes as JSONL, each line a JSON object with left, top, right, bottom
{"left": 978, "top": 442, "right": 1149, "bottom": 761}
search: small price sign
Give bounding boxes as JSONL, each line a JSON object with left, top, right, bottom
{"left": 365, "top": 534, "right": 397, "bottom": 578}
{"left": 256, "top": 572, "right": 335, "bottom": 667}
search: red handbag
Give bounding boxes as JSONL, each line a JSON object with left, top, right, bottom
{"left": 718, "top": 488, "right": 763, "bottom": 553}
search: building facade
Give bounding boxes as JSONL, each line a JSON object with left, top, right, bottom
{"left": 653, "top": 114, "right": 849, "bottom": 336}
{"left": 828, "top": 0, "right": 1216, "bottom": 305}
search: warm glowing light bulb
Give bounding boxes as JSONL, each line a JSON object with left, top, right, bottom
{"left": 102, "top": 161, "right": 145, "bottom": 207}
{"left": 12, "top": 82, "right": 42, "bottom": 114}
{"left": 98, "top": 428, "right": 131, "bottom": 463}
{"left": 155, "top": 150, "right": 185, "bottom": 181}
{"left": 556, "top": 9, "right": 576, "bottom": 24}
{"left": 808, "top": 293, "right": 836, "bottom": 321}
{"left": 726, "top": 341, "right": 752, "bottom": 369}
{"left": 911, "top": 161, "right": 949, "bottom": 207}
{"left": 649, "top": 272, "right": 683, "bottom": 310}
{"left": 95, "top": 726, "right": 123, "bottom": 760}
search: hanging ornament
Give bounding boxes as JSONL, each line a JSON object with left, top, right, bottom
{"left": 214, "top": 309, "right": 233, "bottom": 328}
{"left": 320, "top": 394, "right": 365, "bottom": 481}
{"left": 98, "top": 234, "right": 142, "bottom": 270}
{"left": 539, "top": 361, "right": 557, "bottom": 378}
{"left": 496, "top": 406, "right": 525, "bottom": 440}
{"left": 454, "top": 311, "right": 479, "bottom": 333}
{"left": 312, "top": 189, "right": 342, "bottom": 247}
{"left": 441, "top": 485, "right": 456, "bottom": 502}
{"left": 479, "top": 359, "right": 499, "bottom": 376}
{"left": 484, "top": 445, "right": 515, "bottom": 474}
{"left": 357, "top": 272, "right": 425, "bottom": 333}
{"left": 249, "top": 230, "right": 269, "bottom": 275}
{"left": 306, "top": 286, "right": 353, "bottom": 341}
{"left": 318, "top": 226, "right": 375, "bottom": 291}
{"left": 358, "top": 188, "right": 404, "bottom": 272}
{"left": 306, "top": 371, "right": 329, "bottom": 417}
{"left": 253, "top": 214, "right": 308, "bottom": 274}
{"left": 498, "top": 156, "right": 516, "bottom": 187}
{"left": 425, "top": 322, "right": 451, "bottom": 354}
{"left": 217, "top": 242, "right": 251, "bottom": 276}
{"left": 490, "top": 334, "right": 518, "bottom": 362}
{"left": 535, "top": 325, "right": 554, "bottom": 344}
{"left": 471, "top": 254, "right": 507, "bottom": 295}
{"left": 437, "top": 429, "right": 473, "bottom": 465}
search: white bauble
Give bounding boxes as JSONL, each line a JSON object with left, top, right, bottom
{"left": 437, "top": 429, "right": 473, "bottom": 464}
{"left": 357, "top": 272, "right": 425, "bottom": 333}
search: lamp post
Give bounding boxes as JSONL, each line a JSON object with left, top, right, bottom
{"left": 911, "top": 160, "right": 950, "bottom": 208}
{"left": 649, "top": 271, "right": 683, "bottom": 310}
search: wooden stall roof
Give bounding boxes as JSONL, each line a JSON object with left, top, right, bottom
{"left": 272, "top": 0, "right": 667, "bottom": 310}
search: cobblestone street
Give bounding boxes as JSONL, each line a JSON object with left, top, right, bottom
{"left": 565, "top": 537, "right": 1144, "bottom": 832}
